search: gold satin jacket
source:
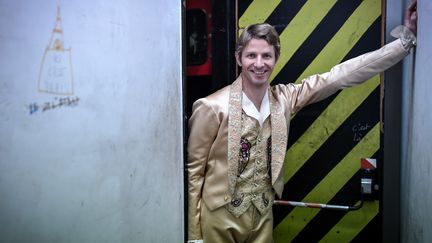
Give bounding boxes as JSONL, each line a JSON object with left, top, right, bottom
{"left": 187, "top": 39, "right": 409, "bottom": 240}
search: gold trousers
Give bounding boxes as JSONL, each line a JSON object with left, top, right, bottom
{"left": 201, "top": 202, "right": 274, "bottom": 243}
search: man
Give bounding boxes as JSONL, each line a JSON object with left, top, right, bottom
{"left": 188, "top": 1, "right": 417, "bottom": 242}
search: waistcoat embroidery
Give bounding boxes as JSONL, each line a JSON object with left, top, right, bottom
{"left": 238, "top": 138, "right": 251, "bottom": 175}
{"left": 262, "top": 193, "right": 269, "bottom": 207}
{"left": 231, "top": 193, "right": 244, "bottom": 207}
{"left": 267, "top": 136, "right": 272, "bottom": 181}
{"left": 225, "top": 112, "right": 275, "bottom": 217}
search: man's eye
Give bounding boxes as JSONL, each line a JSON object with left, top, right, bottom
{"left": 247, "top": 54, "right": 256, "bottom": 58}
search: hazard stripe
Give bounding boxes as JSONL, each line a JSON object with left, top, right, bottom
{"left": 237, "top": 0, "right": 254, "bottom": 18}
{"left": 265, "top": 0, "right": 307, "bottom": 34}
{"left": 351, "top": 214, "right": 380, "bottom": 241}
{"left": 286, "top": 19, "right": 381, "bottom": 148}
{"left": 288, "top": 167, "right": 377, "bottom": 242}
{"left": 282, "top": 0, "right": 381, "bottom": 183}
{"left": 274, "top": 91, "right": 380, "bottom": 230}
{"left": 283, "top": 75, "right": 380, "bottom": 183}
{"left": 269, "top": 0, "right": 338, "bottom": 82}
{"left": 273, "top": 88, "right": 380, "bottom": 227}
{"left": 294, "top": 0, "right": 381, "bottom": 84}
{"left": 274, "top": 123, "right": 380, "bottom": 242}
{"left": 271, "top": 0, "right": 364, "bottom": 85}
{"left": 238, "top": 0, "right": 281, "bottom": 28}
{"left": 319, "top": 201, "right": 379, "bottom": 243}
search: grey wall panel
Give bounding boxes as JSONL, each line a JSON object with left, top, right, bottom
{"left": 0, "top": 0, "right": 184, "bottom": 242}
{"left": 385, "top": 1, "right": 432, "bottom": 242}
{"left": 401, "top": 0, "right": 432, "bottom": 242}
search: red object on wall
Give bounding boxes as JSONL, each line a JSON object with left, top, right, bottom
{"left": 361, "top": 158, "right": 377, "bottom": 170}
{"left": 186, "top": 0, "right": 212, "bottom": 76}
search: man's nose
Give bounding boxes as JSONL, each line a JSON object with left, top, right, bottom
{"left": 255, "top": 56, "right": 264, "bottom": 68}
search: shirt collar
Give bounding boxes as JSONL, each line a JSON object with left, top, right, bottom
{"left": 242, "top": 89, "right": 270, "bottom": 127}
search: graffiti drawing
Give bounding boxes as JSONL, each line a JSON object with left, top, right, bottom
{"left": 38, "top": 6, "right": 74, "bottom": 95}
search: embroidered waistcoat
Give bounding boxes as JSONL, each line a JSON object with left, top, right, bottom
{"left": 225, "top": 112, "right": 274, "bottom": 217}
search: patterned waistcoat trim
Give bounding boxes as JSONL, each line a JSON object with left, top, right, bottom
{"left": 227, "top": 78, "right": 242, "bottom": 196}
{"left": 269, "top": 91, "right": 288, "bottom": 196}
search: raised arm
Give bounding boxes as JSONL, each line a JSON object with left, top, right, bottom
{"left": 278, "top": 1, "right": 417, "bottom": 113}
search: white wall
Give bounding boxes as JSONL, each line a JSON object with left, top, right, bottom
{"left": 401, "top": 0, "right": 432, "bottom": 242}
{"left": 0, "top": 0, "right": 184, "bottom": 242}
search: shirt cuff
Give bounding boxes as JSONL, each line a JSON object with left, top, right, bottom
{"left": 187, "top": 240, "right": 203, "bottom": 243}
{"left": 390, "top": 25, "right": 417, "bottom": 50}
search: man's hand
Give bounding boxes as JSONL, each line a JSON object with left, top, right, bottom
{"left": 405, "top": 0, "right": 417, "bottom": 35}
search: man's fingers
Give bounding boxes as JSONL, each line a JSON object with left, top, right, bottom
{"left": 408, "top": 0, "right": 417, "bottom": 12}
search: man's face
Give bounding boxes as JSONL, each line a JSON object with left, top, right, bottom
{"left": 236, "top": 38, "right": 276, "bottom": 88}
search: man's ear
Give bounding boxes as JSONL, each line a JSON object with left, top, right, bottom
{"left": 235, "top": 53, "right": 242, "bottom": 67}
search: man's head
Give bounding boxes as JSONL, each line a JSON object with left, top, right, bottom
{"left": 236, "top": 23, "right": 280, "bottom": 61}
{"left": 235, "top": 23, "right": 280, "bottom": 88}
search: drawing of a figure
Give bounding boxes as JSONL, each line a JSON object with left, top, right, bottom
{"left": 38, "top": 6, "right": 74, "bottom": 95}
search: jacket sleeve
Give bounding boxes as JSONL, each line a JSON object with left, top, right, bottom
{"left": 187, "top": 98, "right": 220, "bottom": 240}
{"left": 282, "top": 39, "right": 409, "bottom": 113}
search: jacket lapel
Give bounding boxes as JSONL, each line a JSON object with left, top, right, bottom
{"left": 227, "top": 77, "right": 242, "bottom": 195}
{"left": 269, "top": 90, "right": 288, "bottom": 197}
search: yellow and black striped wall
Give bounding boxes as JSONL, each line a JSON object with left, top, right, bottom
{"left": 238, "top": 0, "right": 383, "bottom": 242}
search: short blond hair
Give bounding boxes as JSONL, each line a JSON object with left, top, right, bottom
{"left": 236, "top": 23, "right": 281, "bottom": 60}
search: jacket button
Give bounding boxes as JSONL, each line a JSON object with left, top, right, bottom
{"left": 224, "top": 195, "right": 229, "bottom": 201}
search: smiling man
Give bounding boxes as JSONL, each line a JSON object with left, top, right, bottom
{"left": 187, "top": 2, "right": 417, "bottom": 242}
